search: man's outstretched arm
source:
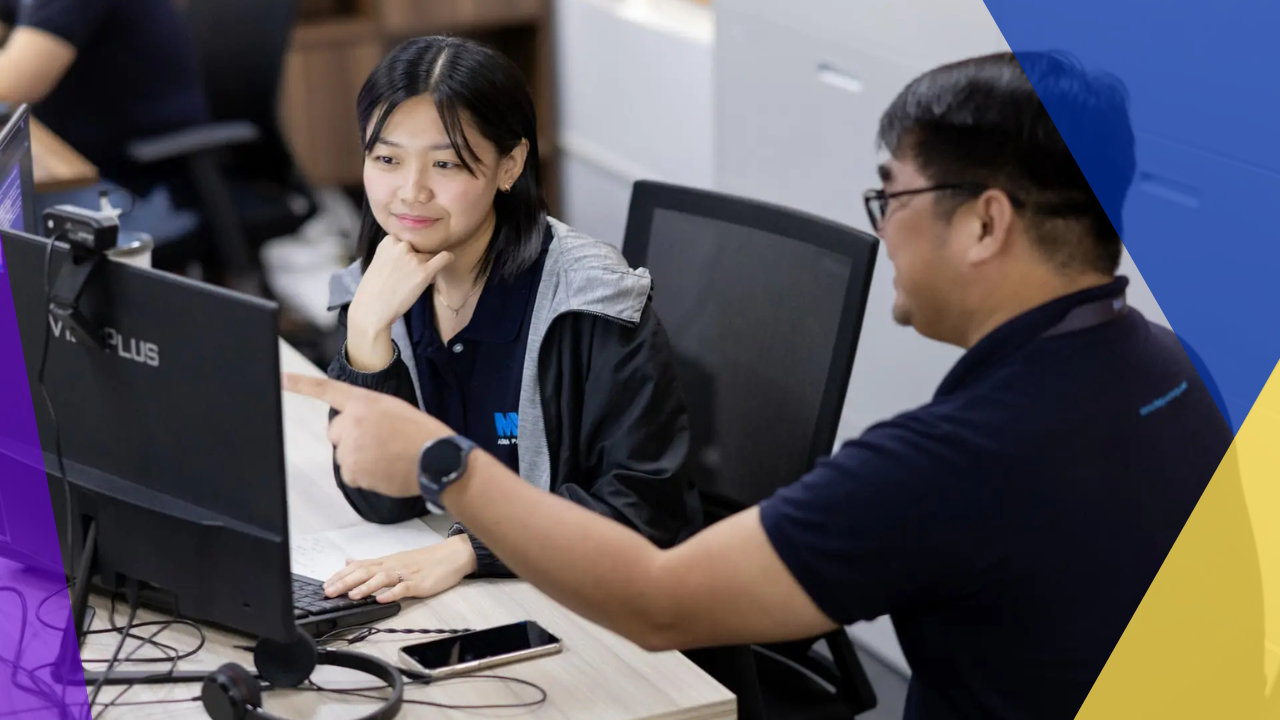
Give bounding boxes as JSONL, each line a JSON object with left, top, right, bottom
{"left": 447, "top": 451, "right": 838, "bottom": 650}
{"left": 285, "top": 373, "right": 839, "bottom": 652}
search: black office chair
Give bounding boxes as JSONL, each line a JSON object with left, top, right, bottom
{"left": 622, "top": 180, "right": 881, "bottom": 720}
{"left": 125, "top": 0, "right": 317, "bottom": 292}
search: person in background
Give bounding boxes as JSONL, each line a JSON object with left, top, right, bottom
{"left": 318, "top": 36, "right": 702, "bottom": 602}
{"left": 0, "top": 0, "right": 209, "bottom": 241}
{"left": 289, "top": 51, "right": 1238, "bottom": 720}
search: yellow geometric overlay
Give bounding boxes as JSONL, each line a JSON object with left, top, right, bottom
{"left": 1076, "top": 361, "right": 1280, "bottom": 718}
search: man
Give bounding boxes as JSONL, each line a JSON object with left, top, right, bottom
{"left": 287, "top": 51, "right": 1234, "bottom": 719}
{"left": 0, "top": 0, "right": 209, "bottom": 240}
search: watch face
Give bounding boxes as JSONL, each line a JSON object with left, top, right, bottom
{"left": 421, "top": 438, "right": 464, "bottom": 481}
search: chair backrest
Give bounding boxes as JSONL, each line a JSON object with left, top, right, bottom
{"left": 622, "top": 181, "right": 878, "bottom": 515}
{"left": 180, "top": 0, "right": 301, "bottom": 184}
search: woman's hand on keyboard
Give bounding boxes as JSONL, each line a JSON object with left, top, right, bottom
{"left": 323, "top": 534, "right": 479, "bottom": 603}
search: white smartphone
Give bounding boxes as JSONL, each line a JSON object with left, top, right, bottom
{"left": 398, "top": 620, "right": 563, "bottom": 678}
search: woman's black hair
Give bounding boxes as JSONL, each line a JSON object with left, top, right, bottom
{"left": 355, "top": 35, "right": 547, "bottom": 279}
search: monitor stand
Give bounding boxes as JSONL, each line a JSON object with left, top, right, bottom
{"left": 51, "top": 519, "right": 212, "bottom": 687}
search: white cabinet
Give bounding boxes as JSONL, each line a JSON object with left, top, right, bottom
{"left": 553, "top": 0, "right": 714, "bottom": 246}
{"left": 725, "top": 0, "right": 1008, "bottom": 72}
{"left": 716, "top": 9, "right": 921, "bottom": 228}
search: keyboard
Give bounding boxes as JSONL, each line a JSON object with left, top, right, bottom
{"left": 292, "top": 573, "right": 401, "bottom": 637}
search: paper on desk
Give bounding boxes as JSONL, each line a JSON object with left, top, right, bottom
{"left": 291, "top": 520, "right": 445, "bottom": 581}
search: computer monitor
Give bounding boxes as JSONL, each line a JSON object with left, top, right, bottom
{"left": 0, "top": 104, "right": 38, "bottom": 235}
{"left": 0, "top": 227, "right": 296, "bottom": 644}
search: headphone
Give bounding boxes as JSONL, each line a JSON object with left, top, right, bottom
{"left": 202, "top": 631, "right": 404, "bottom": 720}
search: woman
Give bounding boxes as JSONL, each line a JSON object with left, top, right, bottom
{"left": 321, "top": 36, "right": 701, "bottom": 603}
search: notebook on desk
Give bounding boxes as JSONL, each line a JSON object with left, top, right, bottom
{"left": 291, "top": 519, "right": 446, "bottom": 637}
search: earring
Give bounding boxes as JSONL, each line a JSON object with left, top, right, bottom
{"left": 503, "top": 183, "right": 513, "bottom": 193}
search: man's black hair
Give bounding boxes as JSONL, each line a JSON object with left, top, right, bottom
{"left": 878, "top": 51, "right": 1135, "bottom": 274}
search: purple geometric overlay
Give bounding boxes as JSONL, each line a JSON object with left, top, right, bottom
{"left": 0, "top": 262, "right": 89, "bottom": 719}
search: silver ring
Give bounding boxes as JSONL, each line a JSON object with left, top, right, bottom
{"left": 394, "top": 570, "right": 405, "bottom": 585}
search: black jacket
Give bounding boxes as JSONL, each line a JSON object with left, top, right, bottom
{"left": 326, "top": 241, "right": 702, "bottom": 578}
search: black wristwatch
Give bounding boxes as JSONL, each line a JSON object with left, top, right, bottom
{"left": 417, "top": 435, "right": 478, "bottom": 513}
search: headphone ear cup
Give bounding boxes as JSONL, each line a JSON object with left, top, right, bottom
{"left": 202, "top": 663, "right": 261, "bottom": 720}
{"left": 228, "top": 663, "right": 264, "bottom": 709}
{"left": 253, "top": 629, "right": 318, "bottom": 689}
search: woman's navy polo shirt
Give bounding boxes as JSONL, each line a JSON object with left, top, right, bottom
{"left": 405, "top": 234, "right": 550, "bottom": 473}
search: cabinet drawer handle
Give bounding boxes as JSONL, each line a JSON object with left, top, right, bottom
{"left": 817, "top": 63, "right": 864, "bottom": 94}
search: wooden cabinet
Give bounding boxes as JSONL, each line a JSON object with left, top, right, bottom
{"left": 364, "top": 0, "right": 543, "bottom": 35}
{"left": 278, "top": 18, "right": 383, "bottom": 187}
{"left": 277, "top": 0, "right": 559, "bottom": 212}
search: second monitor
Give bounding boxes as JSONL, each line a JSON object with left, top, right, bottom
{"left": 0, "top": 104, "right": 37, "bottom": 235}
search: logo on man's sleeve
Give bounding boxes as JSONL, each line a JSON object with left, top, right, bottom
{"left": 494, "top": 412, "right": 519, "bottom": 445}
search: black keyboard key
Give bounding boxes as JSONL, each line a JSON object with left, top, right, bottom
{"left": 291, "top": 573, "right": 379, "bottom": 617}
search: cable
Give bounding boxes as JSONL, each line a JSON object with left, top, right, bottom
{"left": 92, "top": 618, "right": 182, "bottom": 715}
{"left": 0, "top": 683, "right": 200, "bottom": 720}
{"left": 316, "top": 624, "right": 476, "bottom": 647}
{"left": 297, "top": 672, "right": 549, "bottom": 711}
{"left": 80, "top": 623, "right": 188, "bottom": 663}
{"left": 35, "top": 583, "right": 208, "bottom": 717}
{"left": 38, "top": 237, "right": 68, "bottom": 483}
{"left": 81, "top": 592, "right": 207, "bottom": 663}
{"left": 282, "top": 624, "right": 549, "bottom": 711}
{"left": 38, "top": 238, "right": 76, "bottom": 607}
{"left": 35, "top": 238, "right": 87, "bottom": 720}
{"left": 86, "top": 584, "right": 138, "bottom": 718}
{"left": 35, "top": 586, "right": 66, "bottom": 632}
{"left": 85, "top": 594, "right": 137, "bottom": 716}
{"left": 18, "top": 588, "right": 546, "bottom": 714}
{"left": 306, "top": 624, "right": 551, "bottom": 709}
{"left": 0, "top": 664, "right": 70, "bottom": 720}
{"left": 0, "top": 589, "right": 45, "bottom": 709}
{"left": 79, "top": 590, "right": 207, "bottom": 715}
{"left": 0, "top": 587, "right": 74, "bottom": 720}
{"left": 45, "top": 596, "right": 203, "bottom": 715}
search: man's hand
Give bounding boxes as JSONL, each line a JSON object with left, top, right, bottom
{"left": 322, "top": 534, "right": 478, "bottom": 603}
{"left": 284, "top": 374, "right": 454, "bottom": 498}
{"left": 346, "top": 236, "right": 454, "bottom": 371}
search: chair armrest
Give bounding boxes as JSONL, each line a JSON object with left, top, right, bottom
{"left": 126, "top": 121, "right": 261, "bottom": 164}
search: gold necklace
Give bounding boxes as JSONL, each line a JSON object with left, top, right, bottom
{"left": 435, "top": 278, "right": 485, "bottom": 318}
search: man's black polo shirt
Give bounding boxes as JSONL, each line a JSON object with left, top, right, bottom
{"left": 0, "top": 0, "right": 210, "bottom": 193}
{"left": 760, "top": 277, "right": 1234, "bottom": 719}
{"left": 405, "top": 236, "right": 550, "bottom": 473}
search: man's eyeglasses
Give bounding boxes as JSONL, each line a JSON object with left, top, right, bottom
{"left": 862, "top": 184, "right": 1026, "bottom": 233}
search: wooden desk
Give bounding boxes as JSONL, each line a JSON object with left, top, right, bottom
{"left": 24, "top": 340, "right": 735, "bottom": 719}
{"left": 30, "top": 118, "right": 99, "bottom": 193}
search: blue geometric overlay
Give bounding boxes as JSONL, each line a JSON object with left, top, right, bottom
{"left": 983, "top": 0, "right": 1280, "bottom": 431}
